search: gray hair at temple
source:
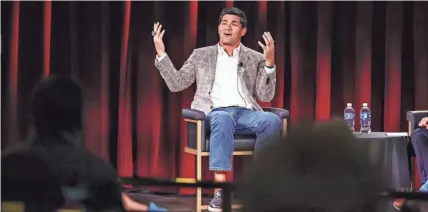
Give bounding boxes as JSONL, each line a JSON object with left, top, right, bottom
{"left": 238, "top": 120, "right": 388, "bottom": 212}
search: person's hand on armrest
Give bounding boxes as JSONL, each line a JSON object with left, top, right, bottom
{"left": 419, "top": 117, "right": 428, "bottom": 129}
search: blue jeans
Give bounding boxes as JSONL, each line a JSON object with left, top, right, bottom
{"left": 420, "top": 180, "right": 428, "bottom": 192}
{"left": 206, "top": 107, "right": 282, "bottom": 171}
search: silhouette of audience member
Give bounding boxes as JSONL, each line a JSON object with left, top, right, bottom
{"left": 2, "top": 76, "right": 166, "bottom": 211}
{"left": 2, "top": 152, "right": 65, "bottom": 212}
{"left": 239, "top": 120, "right": 388, "bottom": 212}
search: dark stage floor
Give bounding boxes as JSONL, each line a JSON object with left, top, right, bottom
{"left": 125, "top": 192, "right": 241, "bottom": 212}
{"left": 124, "top": 191, "right": 401, "bottom": 212}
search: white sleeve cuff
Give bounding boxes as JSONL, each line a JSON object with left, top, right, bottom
{"left": 264, "top": 65, "right": 276, "bottom": 74}
{"left": 156, "top": 53, "right": 167, "bottom": 61}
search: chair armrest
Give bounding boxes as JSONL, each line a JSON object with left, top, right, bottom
{"left": 407, "top": 110, "right": 428, "bottom": 131}
{"left": 262, "top": 107, "right": 289, "bottom": 120}
{"left": 182, "top": 109, "right": 206, "bottom": 121}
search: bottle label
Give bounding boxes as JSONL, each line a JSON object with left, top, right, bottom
{"left": 360, "top": 113, "right": 371, "bottom": 119}
{"left": 344, "top": 113, "right": 355, "bottom": 119}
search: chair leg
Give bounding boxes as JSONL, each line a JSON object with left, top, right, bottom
{"left": 282, "top": 119, "right": 288, "bottom": 137}
{"left": 196, "top": 154, "right": 202, "bottom": 212}
{"left": 408, "top": 123, "right": 414, "bottom": 191}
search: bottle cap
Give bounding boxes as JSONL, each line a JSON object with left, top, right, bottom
{"left": 347, "top": 103, "right": 352, "bottom": 107}
{"left": 362, "top": 103, "right": 368, "bottom": 107}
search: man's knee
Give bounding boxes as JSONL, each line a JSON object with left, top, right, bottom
{"left": 208, "top": 111, "right": 235, "bottom": 128}
{"left": 259, "top": 112, "right": 282, "bottom": 130}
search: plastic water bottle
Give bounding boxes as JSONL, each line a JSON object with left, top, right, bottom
{"left": 360, "top": 103, "right": 372, "bottom": 134}
{"left": 344, "top": 103, "right": 355, "bottom": 132}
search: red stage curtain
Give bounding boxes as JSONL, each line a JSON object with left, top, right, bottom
{"left": 2, "top": 1, "right": 428, "bottom": 194}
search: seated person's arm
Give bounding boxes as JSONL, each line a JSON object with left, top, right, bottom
{"left": 121, "top": 193, "right": 167, "bottom": 212}
{"left": 121, "top": 193, "right": 147, "bottom": 211}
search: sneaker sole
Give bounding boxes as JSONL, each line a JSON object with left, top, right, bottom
{"left": 208, "top": 206, "right": 222, "bottom": 212}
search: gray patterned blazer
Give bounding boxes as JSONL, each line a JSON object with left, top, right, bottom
{"left": 154, "top": 44, "right": 276, "bottom": 114}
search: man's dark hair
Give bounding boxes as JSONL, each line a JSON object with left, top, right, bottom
{"left": 30, "top": 75, "right": 83, "bottom": 136}
{"left": 219, "top": 7, "right": 247, "bottom": 28}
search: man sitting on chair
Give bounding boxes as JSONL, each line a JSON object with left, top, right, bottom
{"left": 152, "top": 7, "right": 282, "bottom": 212}
{"left": 394, "top": 117, "right": 428, "bottom": 210}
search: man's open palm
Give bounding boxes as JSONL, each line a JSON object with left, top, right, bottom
{"left": 153, "top": 22, "right": 166, "bottom": 56}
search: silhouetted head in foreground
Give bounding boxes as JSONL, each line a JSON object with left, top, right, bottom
{"left": 240, "top": 120, "right": 387, "bottom": 212}
{"left": 30, "top": 76, "right": 83, "bottom": 137}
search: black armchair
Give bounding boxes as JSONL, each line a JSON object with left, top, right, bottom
{"left": 407, "top": 110, "right": 428, "bottom": 135}
{"left": 406, "top": 110, "right": 428, "bottom": 190}
{"left": 182, "top": 107, "right": 289, "bottom": 211}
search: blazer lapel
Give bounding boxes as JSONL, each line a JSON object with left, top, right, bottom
{"left": 238, "top": 45, "right": 248, "bottom": 76}
{"left": 208, "top": 45, "right": 218, "bottom": 90}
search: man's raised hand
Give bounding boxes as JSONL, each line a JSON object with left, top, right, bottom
{"left": 153, "top": 22, "right": 166, "bottom": 56}
{"left": 257, "top": 31, "right": 275, "bottom": 67}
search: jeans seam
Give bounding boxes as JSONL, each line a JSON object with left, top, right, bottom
{"left": 208, "top": 109, "right": 236, "bottom": 172}
{"left": 208, "top": 136, "right": 234, "bottom": 172}
{"left": 209, "top": 126, "right": 235, "bottom": 172}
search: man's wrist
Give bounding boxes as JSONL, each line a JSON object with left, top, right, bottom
{"left": 265, "top": 60, "right": 275, "bottom": 67}
{"left": 156, "top": 52, "right": 167, "bottom": 61}
{"left": 157, "top": 52, "right": 166, "bottom": 57}
{"left": 264, "top": 64, "right": 276, "bottom": 74}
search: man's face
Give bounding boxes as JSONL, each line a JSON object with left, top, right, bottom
{"left": 218, "top": 14, "right": 247, "bottom": 46}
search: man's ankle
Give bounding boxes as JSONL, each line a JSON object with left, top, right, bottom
{"left": 213, "top": 172, "right": 226, "bottom": 194}
{"left": 214, "top": 172, "right": 226, "bottom": 182}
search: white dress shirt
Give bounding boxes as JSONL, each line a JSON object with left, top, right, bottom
{"left": 210, "top": 45, "right": 249, "bottom": 108}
